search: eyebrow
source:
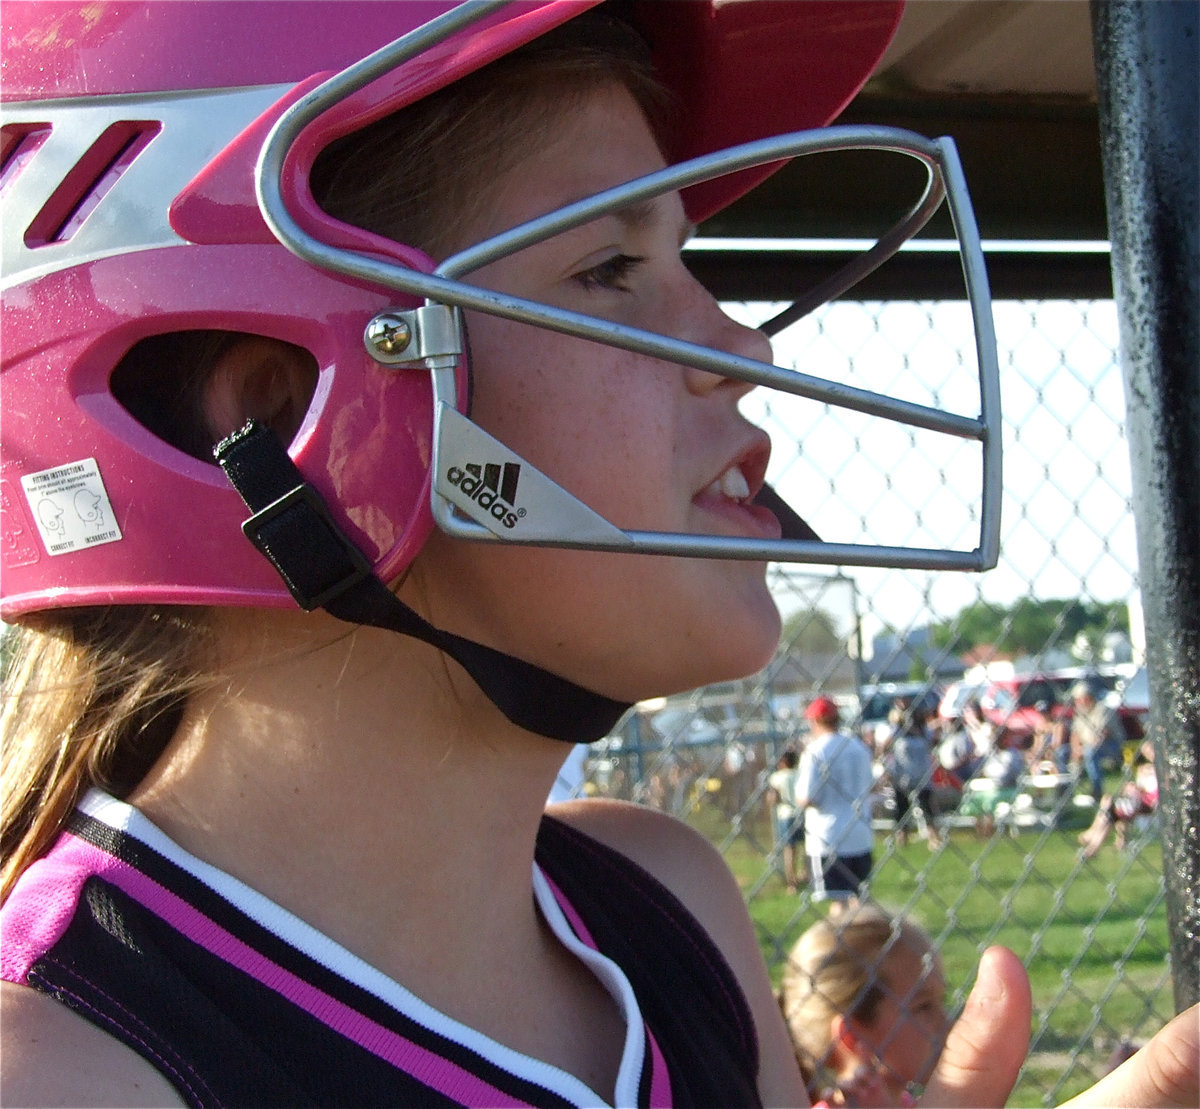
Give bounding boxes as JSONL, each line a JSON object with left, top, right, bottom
{"left": 614, "top": 197, "right": 696, "bottom": 247}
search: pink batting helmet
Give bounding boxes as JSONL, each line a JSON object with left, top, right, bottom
{"left": 1, "top": 1, "right": 904, "bottom": 618}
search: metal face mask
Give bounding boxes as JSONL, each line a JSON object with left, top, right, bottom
{"left": 257, "top": 3, "right": 1001, "bottom": 576}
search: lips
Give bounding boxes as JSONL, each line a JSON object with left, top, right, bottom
{"left": 692, "top": 434, "right": 782, "bottom": 539}
{"left": 701, "top": 429, "right": 770, "bottom": 502}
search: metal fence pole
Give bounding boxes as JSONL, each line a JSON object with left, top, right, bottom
{"left": 1091, "top": 0, "right": 1200, "bottom": 1010}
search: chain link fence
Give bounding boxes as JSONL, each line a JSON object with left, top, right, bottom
{"left": 565, "top": 294, "right": 1173, "bottom": 1105}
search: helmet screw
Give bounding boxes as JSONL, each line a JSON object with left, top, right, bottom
{"left": 365, "top": 313, "right": 413, "bottom": 361}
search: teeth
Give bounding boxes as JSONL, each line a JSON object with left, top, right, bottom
{"left": 707, "top": 466, "right": 751, "bottom": 502}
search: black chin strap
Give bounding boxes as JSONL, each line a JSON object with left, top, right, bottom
{"left": 214, "top": 421, "right": 630, "bottom": 744}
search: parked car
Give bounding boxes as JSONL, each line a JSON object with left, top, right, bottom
{"left": 647, "top": 707, "right": 723, "bottom": 747}
{"left": 977, "top": 671, "right": 1143, "bottom": 744}
{"left": 1111, "top": 666, "right": 1150, "bottom": 733}
{"left": 976, "top": 674, "right": 1071, "bottom": 737}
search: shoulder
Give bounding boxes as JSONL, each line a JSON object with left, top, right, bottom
{"left": 803, "top": 734, "right": 830, "bottom": 759}
{"left": 544, "top": 800, "right": 753, "bottom": 1003}
{"left": 547, "top": 799, "right": 738, "bottom": 927}
{"left": 831, "top": 731, "right": 866, "bottom": 758}
{"left": 547, "top": 799, "right": 807, "bottom": 1106}
{"left": 1, "top": 980, "right": 186, "bottom": 1107}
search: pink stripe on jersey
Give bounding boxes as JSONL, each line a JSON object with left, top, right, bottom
{"left": 541, "top": 871, "right": 600, "bottom": 949}
{"left": 11, "top": 833, "right": 537, "bottom": 1108}
{"left": 1, "top": 839, "right": 97, "bottom": 983}
{"left": 644, "top": 1027, "right": 673, "bottom": 1109}
{"left": 541, "top": 870, "right": 674, "bottom": 1108}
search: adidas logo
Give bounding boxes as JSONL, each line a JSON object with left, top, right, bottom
{"left": 445, "top": 461, "right": 525, "bottom": 529}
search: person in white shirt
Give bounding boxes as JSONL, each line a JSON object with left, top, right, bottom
{"left": 795, "top": 697, "right": 875, "bottom": 918}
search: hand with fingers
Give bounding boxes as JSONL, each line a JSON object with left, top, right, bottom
{"left": 918, "top": 947, "right": 1198, "bottom": 1109}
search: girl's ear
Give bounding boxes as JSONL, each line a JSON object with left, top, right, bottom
{"left": 202, "top": 336, "right": 318, "bottom": 445}
{"left": 829, "top": 1013, "right": 865, "bottom": 1065}
{"left": 835, "top": 1013, "right": 879, "bottom": 1064}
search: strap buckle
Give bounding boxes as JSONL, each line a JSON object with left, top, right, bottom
{"left": 242, "top": 483, "right": 372, "bottom": 611}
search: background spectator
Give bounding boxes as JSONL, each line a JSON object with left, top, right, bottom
{"left": 767, "top": 749, "right": 806, "bottom": 893}
{"left": 796, "top": 697, "right": 875, "bottom": 918}
{"left": 1079, "top": 739, "right": 1159, "bottom": 857}
{"left": 957, "top": 729, "right": 1027, "bottom": 837}
{"left": 1027, "top": 699, "right": 1070, "bottom": 774}
{"left": 1069, "top": 678, "right": 1127, "bottom": 802}
{"left": 880, "top": 699, "right": 942, "bottom": 850}
{"left": 937, "top": 724, "right": 977, "bottom": 787}
{"left": 961, "top": 697, "right": 999, "bottom": 764}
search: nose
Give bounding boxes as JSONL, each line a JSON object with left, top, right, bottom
{"left": 679, "top": 278, "right": 774, "bottom": 397}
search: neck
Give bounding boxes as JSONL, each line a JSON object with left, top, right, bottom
{"left": 124, "top": 605, "right": 630, "bottom": 1100}
{"left": 126, "top": 607, "right": 569, "bottom": 990}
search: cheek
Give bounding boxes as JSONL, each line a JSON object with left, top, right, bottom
{"left": 887, "top": 1013, "right": 945, "bottom": 1079}
{"left": 469, "top": 331, "right": 676, "bottom": 524}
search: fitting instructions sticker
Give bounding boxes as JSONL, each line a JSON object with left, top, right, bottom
{"left": 21, "top": 458, "right": 122, "bottom": 556}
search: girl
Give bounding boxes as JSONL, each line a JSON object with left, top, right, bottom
{"left": 880, "top": 701, "right": 942, "bottom": 851}
{"left": 1, "top": 2, "right": 1194, "bottom": 1107}
{"left": 780, "top": 908, "right": 948, "bottom": 1108}
{"left": 767, "top": 749, "right": 807, "bottom": 894}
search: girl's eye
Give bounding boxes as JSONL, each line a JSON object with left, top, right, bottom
{"left": 916, "top": 997, "right": 946, "bottom": 1018}
{"left": 574, "top": 253, "right": 645, "bottom": 292}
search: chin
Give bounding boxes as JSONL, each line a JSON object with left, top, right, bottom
{"left": 707, "top": 623, "right": 783, "bottom": 686}
{"left": 521, "top": 551, "right": 783, "bottom": 702}
{"left": 692, "top": 580, "right": 781, "bottom": 676}
{"left": 722, "top": 577, "right": 783, "bottom": 662}
{"left": 641, "top": 602, "right": 783, "bottom": 702}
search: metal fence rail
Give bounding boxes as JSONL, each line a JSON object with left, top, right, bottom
{"left": 566, "top": 296, "right": 1176, "bottom": 1106}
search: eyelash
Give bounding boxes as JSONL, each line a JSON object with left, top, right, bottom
{"left": 574, "top": 253, "right": 645, "bottom": 292}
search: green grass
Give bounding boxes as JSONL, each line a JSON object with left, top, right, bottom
{"left": 685, "top": 803, "right": 1174, "bottom": 1107}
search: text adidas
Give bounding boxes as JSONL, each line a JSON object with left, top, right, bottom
{"left": 446, "top": 463, "right": 522, "bottom": 529}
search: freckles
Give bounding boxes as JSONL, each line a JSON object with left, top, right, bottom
{"left": 473, "top": 354, "right": 542, "bottom": 440}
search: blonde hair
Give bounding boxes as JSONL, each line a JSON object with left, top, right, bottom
{"left": 1, "top": 608, "right": 215, "bottom": 901}
{"left": 779, "top": 906, "right": 937, "bottom": 1090}
{"left": 1, "top": 15, "right": 667, "bottom": 904}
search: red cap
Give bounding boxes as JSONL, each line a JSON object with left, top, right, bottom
{"left": 804, "top": 696, "right": 839, "bottom": 723}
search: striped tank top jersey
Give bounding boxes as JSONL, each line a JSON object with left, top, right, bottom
{"left": 1, "top": 792, "right": 761, "bottom": 1107}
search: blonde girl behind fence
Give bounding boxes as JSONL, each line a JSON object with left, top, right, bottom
{"left": 781, "top": 907, "right": 948, "bottom": 1108}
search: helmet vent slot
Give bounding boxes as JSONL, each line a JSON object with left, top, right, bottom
{"left": 0, "top": 123, "right": 52, "bottom": 196}
{"left": 20, "top": 120, "right": 160, "bottom": 249}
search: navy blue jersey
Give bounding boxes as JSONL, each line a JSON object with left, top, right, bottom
{"left": 2, "top": 793, "right": 760, "bottom": 1107}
